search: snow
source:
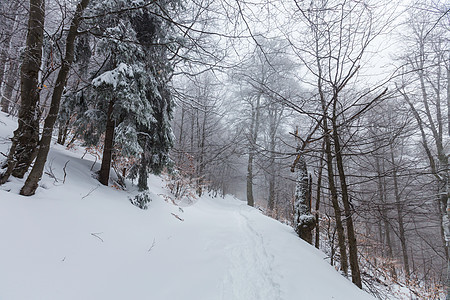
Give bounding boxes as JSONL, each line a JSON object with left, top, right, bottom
{"left": 0, "top": 112, "right": 374, "bottom": 300}
{"left": 92, "top": 62, "right": 132, "bottom": 88}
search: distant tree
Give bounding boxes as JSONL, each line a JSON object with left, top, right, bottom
{"left": 232, "top": 39, "right": 297, "bottom": 207}
{"left": 171, "top": 72, "right": 239, "bottom": 196}
{"left": 0, "top": 0, "right": 24, "bottom": 114}
{"left": 396, "top": 2, "right": 449, "bottom": 294}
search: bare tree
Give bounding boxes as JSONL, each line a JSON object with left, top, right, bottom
{"left": 20, "top": 0, "right": 91, "bottom": 196}
{"left": 0, "top": 0, "right": 45, "bottom": 183}
{"left": 397, "top": 2, "right": 449, "bottom": 294}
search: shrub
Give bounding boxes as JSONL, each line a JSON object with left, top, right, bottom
{"left": 129, "top": 191, "right": 152, "bottom": 210}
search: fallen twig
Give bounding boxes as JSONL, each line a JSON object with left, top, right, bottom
{"left": 91, "top": 232, "right": 104, "bottom": 242}
{"left": 45, "top": 158, "right": 59, "bottom": 183}
{"left": 171, "top": 213, "right": 184, "bottom": 221}
{"left": 81, "top": 149, "right": 88, "bottom": 159}
{"left": 62, "top": 160, "right": 69, "bottom": 184}
{"left": 148, "top": 238, "right": 156, "bottom": 252}
{"left": 90, "top": 156, "right": 97, "bottom": 171}
{"left": 82, "top": 184, "right": 99, "bottom": 199}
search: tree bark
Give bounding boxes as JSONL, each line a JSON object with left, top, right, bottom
{"left": 0, "top": 0, "right": 45, "bottom": 184}
{"left": 98, "top": 98, "right": 115, "bottom": 186}
{"left": 20, "top": 0, "right": 90, "bottom": 196}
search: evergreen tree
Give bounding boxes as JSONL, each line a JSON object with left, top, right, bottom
{"left": 57, "top": 34, "right": 92, "bottom": 146}
{"left": 81, "top": 0, "right": 177, "bottom": 188}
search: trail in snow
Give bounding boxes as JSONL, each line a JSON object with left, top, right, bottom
{"left": 0, "top": 111, "right": 375, "bottom": 300}
{"left": 220, "top": 208, "right": 282, "bottom": 300}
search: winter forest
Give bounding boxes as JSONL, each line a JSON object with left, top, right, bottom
{"left": 0, "top": 0, "right": 449, "bottom": 298}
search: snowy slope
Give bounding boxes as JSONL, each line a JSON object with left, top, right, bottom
{"left": 0, "top": 112, "right": 374, "bottom": 300}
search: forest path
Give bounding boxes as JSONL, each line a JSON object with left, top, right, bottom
{"left": 218, "top": 204, "right": 283, "bottom": 300}
{"left": 0, "top": 111, "right": 374, "bottom": 300}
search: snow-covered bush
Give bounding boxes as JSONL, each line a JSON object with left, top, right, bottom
{"left": 129, "top": 191, "right": 152, "bottom": 210}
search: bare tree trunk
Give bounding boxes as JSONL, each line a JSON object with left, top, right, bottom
{"left": 0, "top": 51, "right": 6, "bottom": 94}
{"left": 196, "top": 109, "right": 207, "bottom": 196}
{"left": 0, "top": 0, "right": 21, "bottom": 93}
{"left": 1, "top": 60, "right": 19, "bottom": 113}
{"left": 294, "top": 155, "right": 315, "bottom": 243}
{"left": 383, "top": 215, "right": 397, "bottom": 279}
{"left": 57, "top": 118, "right": 71, "bottom": 145}
{"left": 246, "top": 95, "right": 261, "bottom": 207}
{"left": 438, "top": 199, "right": 449, "bottom": 261}
{"left": 21, "top": 0, "right": 90, "bottom": 196}
{"left": 99, "top": 98, "right": 115, "bottom": 186}
{"left": 0, "top": 0, "right": 45, "bottom": 184}
{"left": 323, "top": 126, "right": 348, "bottom": 275}
{"left": 400, "top": 48, "right": 449, "bottom": 296}
{"left": 331, "top": 119, "right": 362, "bottom": 288}
{"left": 447, "top": 61, "right": 449, "bottom": 137}
{"left": 316, "top": 71, "right": 348, "bottom": 274}
{"left": 374, "top": 147, "right": 397, "bottom": 280}
{"left": 267, "top": 116, "right": 276, "bottom": 211}
{"left": 378, "top": 220, "right": 384, "bottom": 258}
{"left": 315, "top": 144, "right": 325, "bottom": 249}
{"left": 247, "top": 154, "right": 255, "bottom": 206}
{"left": 177, "top": 104, "right": 185, "bottom": 162}
{"left": 389, "top": 145, "right": 410, "bottom": 280}
{"left": 138, "top": 151, "right": 148, "bottom": 191}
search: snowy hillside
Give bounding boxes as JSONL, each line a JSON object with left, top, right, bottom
{"left": 0, "top": 112, "right": 374, "bottom": 300}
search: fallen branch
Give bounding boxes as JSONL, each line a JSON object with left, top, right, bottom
{"left": 44, "top": 158, "right": 59, "bottom": 183}
{"left": 90, "top": 156, "right": 97, "bottom": 171}
{"left": 171, "top": 213, "right": 184, "bottom": 221}
{"left": 62, "top": 160, "right": 69, "bottom": 183}
{"left": 148, "top": 238, "right": 156, "bottom": 252}
{"left": 82, "top": 184, "right": 99, "bottom": 199}
{"left": 158, "top": 193, "right": 176, "bottom": 205}
{"left": 91, "top": 232, "right": 104, "bottom": 242}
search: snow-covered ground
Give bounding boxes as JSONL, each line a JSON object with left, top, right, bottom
{"left": 0, "top": 111, "right": 374, "bottom": 299}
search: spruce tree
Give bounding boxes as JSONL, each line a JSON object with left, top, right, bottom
{"left": 81, "top": 0, "right": 176, "bottom": 188}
